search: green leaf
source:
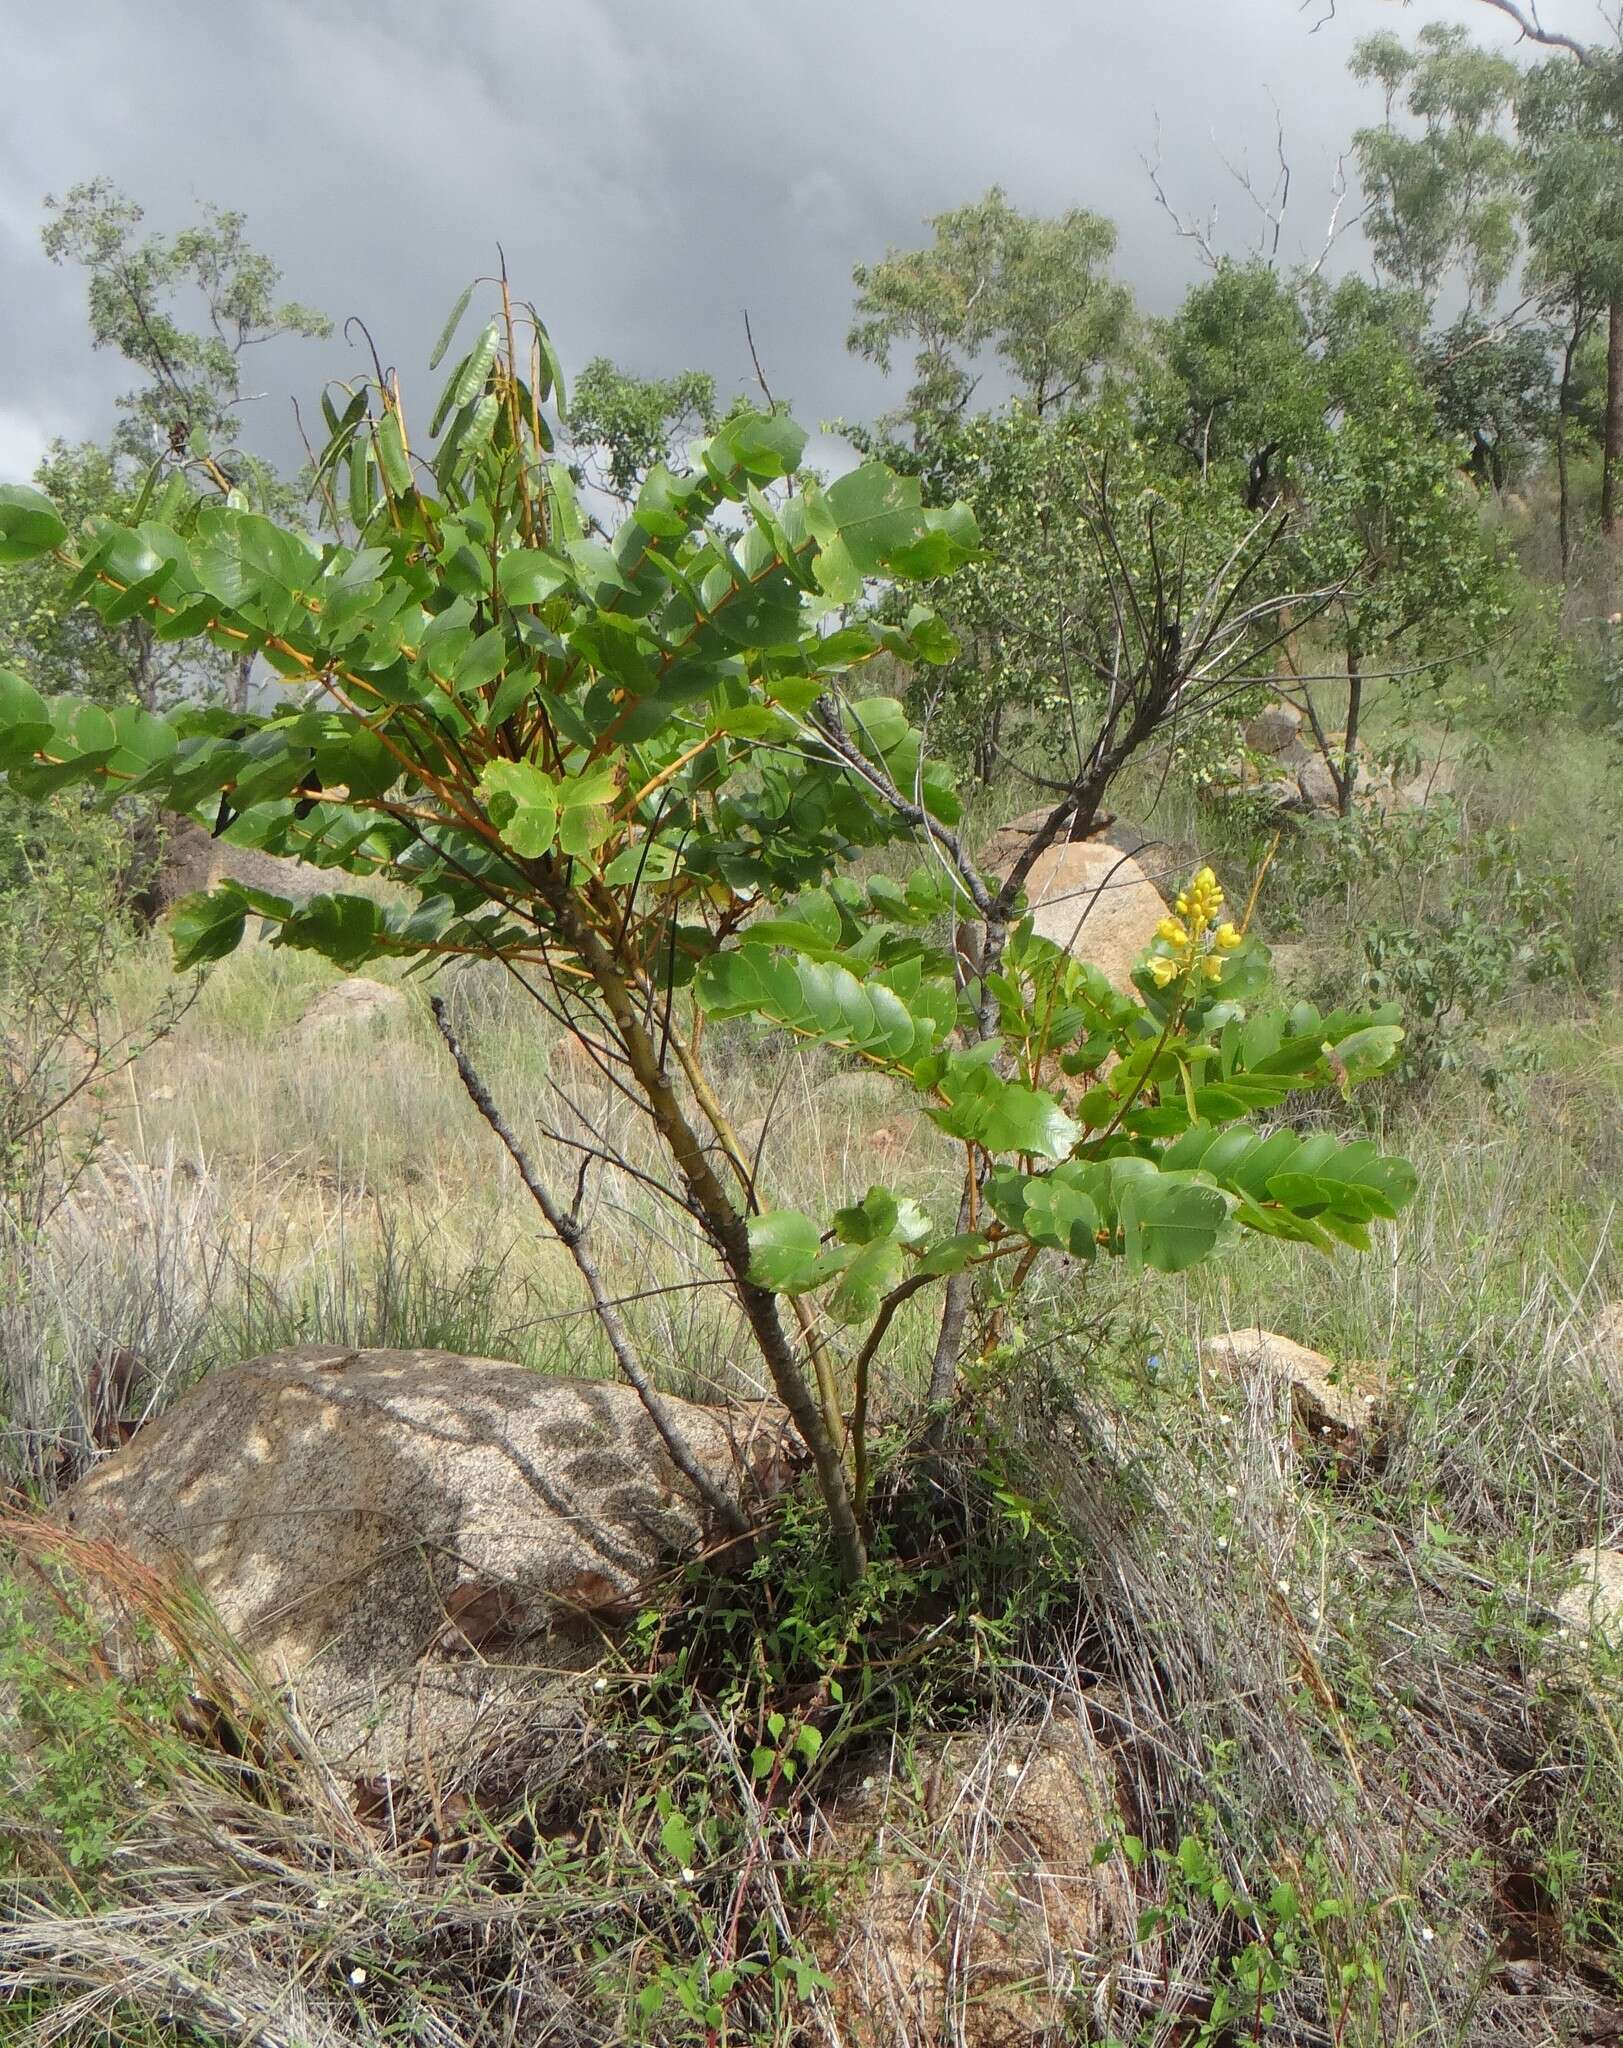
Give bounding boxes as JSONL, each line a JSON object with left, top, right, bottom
{"left": 915, "top": 1232, "right": 987, "bottom": 1277}
{"left": 0, "top": 484, "right": 67, "bottom": 565}
{"left": 1119, "top": 1179, "right": 1233, "bottom": 1275}
{"left": 831, "top": 1185, "right": 899, "bottom": 1246}
{"left": 456, "top": 628, "right": 508, "bottom": 694}
{"left": 659, "top": 1810, "right": 696, "bottom": 1867}
{"left": 0, "top": 669, "right": 52, "bottom": 769}
{"left": 498, "top": 548, "right": 573, "bottom": 607}
{"left": 746, "top": 1210, "right": 824, "bottom": 1292}
{"left": 273, "top": 893, "right": 387, "bottom": 971}
{"left": 928, "top": 1058, "right": 1081, "bottom": 1163}
{"left": 479, "top": 758, "right": 558, "bottom": 858}
{"left": 169, "top": 885, "right": 250, "bottom": 969}
{"left": 846, "top": 696, "right": 909, "bottom": 758}
{"left": 710, "top": 410, "right": 808, "bottom": 481}
{"left": 828, "top": 1236, "right": 904, "bottom": 1324}
{"left": 819, "top": 465, "right": 925, "bottom": 574}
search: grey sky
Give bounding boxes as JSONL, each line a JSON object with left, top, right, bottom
{"left": 0, "top": 0, "right": 1604, "bottom": 484}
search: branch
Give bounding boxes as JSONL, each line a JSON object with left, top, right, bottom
{"left": 1306, "top": 0, "right": 1593, "bottom": 57}
{"left": 430, "top": 995, "right": 749, "bottom": 1538}
{"left": 1144, "top": 120, "right": 1222, "bottom": 271}
{"left": 1466, "top": 0, "right": 1593, "bottom": 59}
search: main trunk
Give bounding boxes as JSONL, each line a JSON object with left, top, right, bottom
{"left": 1557, "top": 328, "right": 1578, "bottom": 581}
{"left": 1603, "top": 296, "right": 1623, "bottom": 539}
{"left": 1338, "top": 648, "right": 1363, "bottom": 819}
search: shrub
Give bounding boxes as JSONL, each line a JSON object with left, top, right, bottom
{"left": 0, "top": 288, "right": 1416, "bottom": 1580}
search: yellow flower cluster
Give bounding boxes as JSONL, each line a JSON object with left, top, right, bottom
{"left": 1144, "top": 866, "right": 1244, "bottom": 990}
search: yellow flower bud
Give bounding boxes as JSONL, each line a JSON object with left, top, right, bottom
{"left": 1156, "top": 916, "right": 1189, "bottom": 946}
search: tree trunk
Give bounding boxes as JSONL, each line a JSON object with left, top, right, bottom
{"left": 1338, "top": 647, "right": 1363, "bottom": 819}
{"left": 1557, "top": 326, "right": 1578, "bottom": 582}
{"left": 1602, "top": 295, "right": 1623, "bottom": 539}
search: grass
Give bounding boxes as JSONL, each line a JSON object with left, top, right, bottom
{"left": 3, "top": 718, "right": 1623, "bottom": 2044}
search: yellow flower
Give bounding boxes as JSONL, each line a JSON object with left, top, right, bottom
{"left": 1214, "top": 921, "right": 1243, "bottom": 952}
{"left": 1147, "top": 955, "right": 1180, "bottom": 989}
{"left": 1156, "top": 915, "right": 1190, "bottom": 946}
{"left": 1203, "top": 955, "right": 1223, "bottom": 983}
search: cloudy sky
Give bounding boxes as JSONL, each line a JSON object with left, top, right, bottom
{"left": 0, "top": 0, "right": 1606, "bottom": 484}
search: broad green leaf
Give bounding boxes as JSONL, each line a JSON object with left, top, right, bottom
{"left": 0, "top": 669, "right": 51, "bottom": 768}
{"left": 498, "top": 548, "right": 573, "bottom": 606}
{"left": 479, "top": 757, "right": 558, "bottom": 857}
{"left": 169, "top": 885, "right": 250, "bottom": 969}
{"left": 828, "top": 1236, "right": 904, "bottom": 1324}
{"left": 710, "top": 410, "right": 807, "bottom": 482}
{"left": 817, "top": 464, "right": 925, "bottom": 574}
{"left": 456, "top": 628, "right": 508, "bottom": 694}
{"left": 746, "top": 1210, "right": 824, "bottom": 1292}
{"left": 1119, "top": 1179, "right": 1233, "bottom": 1275}
{"left": 927, "top": 1058, "right": 1081, "bottom": 1163}
{"left": 659, "top": 1810, "right": 696, "bottom": 1867}
{"left": 0, "top": 484, "right": 67, "bottom": 565}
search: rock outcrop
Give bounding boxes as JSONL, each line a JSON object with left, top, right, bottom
{"left": 813, "top": 1715, "right": 1133, "bottom": 2047}
{"left": 1202, "top": 1328, "right": 1388, "bottom": 1466}
{"left": 1580, "top": 1301, "right": 1623, "bottom": 1396}
{"left": 51, "top": 1348, "right": 783, "bottom": 1769}
{"left": 295, "top": 977, "right": 409, "bottom": 1039}
{"left": 1557, "top": 1546, "right": 1623, "bottom": 1648}
{"left": 1243, "top": 700, "right": 1304, "bottom": 755}
{"left": 126, "top": 816, "right": 330, "bottom": 927}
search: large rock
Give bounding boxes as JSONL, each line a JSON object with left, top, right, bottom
{"left": 1295, "top": 751, "right": 1341, "bottom": 812}
{"left": 126, "top": 815, "right": 330, "bottom": 927}
{"left": 295, "top": 976, "right": 409, "bottom": 1039}
{"left": 1388, "top": 757, "right": 1457, "bottom": 814}
{"left": 1202, "top": 1328, "right": 1388, "bottom": 1465}
{"left": 1244, "top": 701, "right": 1303, "bottom": 755}
{"left": 1016, "top": 838, "right": 1170, "bottom": 994}
{"left": 813, "top": 1715, "right": 1133, "bottom": 2048}
{"left": 1556, "top": 1547, "right": 1623, "bottom": 1648}
{"left": 50, "top": 1348, "right": 781, "bottom": 1769}
{"left": 1583, "top": 1302, "right": 1623, "bottom": 1395}
{"left": 978, "top": 808, "right": 1152, "bottom": 880}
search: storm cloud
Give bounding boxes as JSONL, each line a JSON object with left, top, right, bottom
{"left": 0, "top": 0, "right": 1590, "bottom": 481}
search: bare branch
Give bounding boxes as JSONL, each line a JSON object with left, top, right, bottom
{"left": 430, "top": 995, "right": 749, "bottom": 1539}
{"left": 1464, "top": 0, "right": 1593, "bottom": 59}
{"left": 1143, "top": 119, "right": 1223, "bottom": 272}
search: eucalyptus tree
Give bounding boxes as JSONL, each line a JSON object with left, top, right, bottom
{"left": 0, "top": 182, "right": 330, "bottom": 715}
{"left": 565, "top": 358, "right": 720, "bottom": 505}
{"left": 1423, "top": 313, "right": 1554, "bottom": 493}
{"left": 1150, "top": 262, "right": 1328, "bottom": 509}
{"left": 848, "top": 188, "right": 1136, "bottom": 439}
{"left": 1294, "top": 334, "right": 1508, "bottom": 810}
{"left": 1516, "top": 49, "right": 1623, "bottom": 556}
{"left": 1365, "top": 0, "right": 1623, "bottom": 551}
{"left": 42, "top": 179, "right": 330, "bottom": 505}
{"left": 0, "top": 282, "right": 1415, "bottom": 1582}
{"left": 1350, "top": 24, "right": 1523, "bottom": 315}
